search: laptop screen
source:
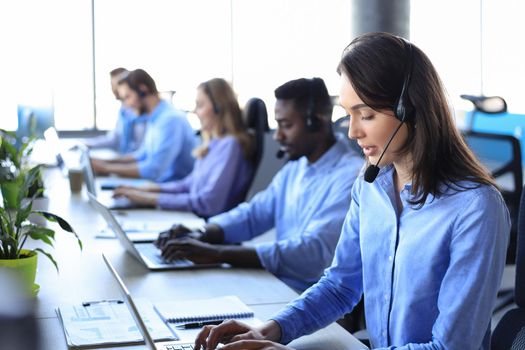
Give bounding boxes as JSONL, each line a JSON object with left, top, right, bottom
{"left": 102, "top": 254, "right": 157, "bottom": 349}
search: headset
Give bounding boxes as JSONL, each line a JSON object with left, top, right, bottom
{"left": 304, "top": 79, "right": 321, "bottom": 132}
{"left": 393, "top": 38, "right": 414, "bottom": 123}
{"left": 119, "top": 71, "right": 149, "bottom": 99}
{"left": 364, "top": 38, "right": 415, "bottom": 183}
{"left": 203, "top": 82, "right": 220, "bottom": 115}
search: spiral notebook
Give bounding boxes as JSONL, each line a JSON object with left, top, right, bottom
{"left": 154, "top": 295, "right": 254, "bottom": 324}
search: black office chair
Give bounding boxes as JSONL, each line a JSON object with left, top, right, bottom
{"left": 242, "top": 98, "right": 286, "bottom": 201}
{"left": 491, "top": 183, "right": 525, "bottom": 350}
{"left": 243, "top": 97, "right": 269, "bottom": 171}
{"left": 243, "top": 98, "right": 285, "bottom": 201}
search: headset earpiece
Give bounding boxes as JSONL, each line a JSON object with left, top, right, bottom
{"left": 212, "top": 102, "right": 220, "bottom": 115}
{"left": 305, "top": 112, "right": 320, "bottom": 132}
{"left": 203, "top": 82, "right": 220, "bottom": 115}
{"left": 305, "top": 80, "right": 320, "bottom": 132}
{"left": 138, "top": 90, "right": 147, "bottom": 98}
{"left": 393, "top": 39, "right": 414, "bottom": 123}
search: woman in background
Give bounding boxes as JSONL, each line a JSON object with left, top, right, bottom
{"left": 114, "top": 78, "right": 254, "bottom": 218}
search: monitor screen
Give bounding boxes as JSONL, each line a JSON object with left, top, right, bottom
{"left": 17, "top": 105, "right": 55, "bottom": 140}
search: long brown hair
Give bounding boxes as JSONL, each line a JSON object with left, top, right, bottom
{"left": 337, "top": 32, "right": 496, "bottom": 206}
{"left": 193, "top": 78, "right": 253, "bottom": 159}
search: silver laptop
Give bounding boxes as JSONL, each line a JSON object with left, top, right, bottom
{"left": 80, "top": 147, "right": 154, "bottom": 210}
{"left": 43, "top": 127, "right": 67, "bottom": 175}
{"left": 90, "top": 193, "right": 220, "bottom": 270}
{"left": 102, "top": 254, "right": 198, "bottom": 350}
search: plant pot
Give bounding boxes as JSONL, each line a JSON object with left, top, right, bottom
{"left": 1, "top": 181, "right": 19, "bottom": 209}
{"left": 0, "top": 249, "right": 38, "bottom": 297}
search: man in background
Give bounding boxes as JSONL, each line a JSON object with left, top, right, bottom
{"left": 85, "top": 68, "right": 148, "bottom": 154}
{"left": 91, "top": 69, "right": 196, "bottom": 182}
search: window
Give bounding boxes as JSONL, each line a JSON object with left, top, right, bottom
{"left": 411, "top": 0, "right": 525, "bottom": 113}
{"left": 3, "top": 1, "right": 524, "bottom": 132}
{"left": 1, "top": 0, "right": 93, "bottom": 131}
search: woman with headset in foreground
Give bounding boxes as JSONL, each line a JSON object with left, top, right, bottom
{"left": 194, "top": 32, "right": 510, "bottom": 350}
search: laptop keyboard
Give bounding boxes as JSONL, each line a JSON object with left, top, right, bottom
{"left": 139, "top": 244, "right": 193, "bottom": 267}
{"left": 162, "top": 345, "right": 195, "bottom": 350}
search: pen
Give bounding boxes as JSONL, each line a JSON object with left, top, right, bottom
{"left": 175, "top": 319, "right": 225, "bottom": 329}
{"left": 82, "top": 299, "right": 124, "bottom": 307}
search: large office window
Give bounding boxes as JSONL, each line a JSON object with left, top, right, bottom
{"left": 411, "top": 0, "right": 525, "bottom": 113}
{"left": 3, "top": 1, "right": 524, "bottom": 132}
{"left": 94, "top": 0, "right": 351, "bottom": 129}
{"left": 93, "top": 0, "right": 233, "bottom": 129}
{"left": 1, "top": 0, "right": 93, "bottom": 131}
{"left": 231, "top": 0, "right": 352, "bottom": 126}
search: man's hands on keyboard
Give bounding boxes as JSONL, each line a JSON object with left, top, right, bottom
{"left": 160, "top": 237, "right": 220, "bottom": 264}
{"left": 155, "top": 224, "right": 201, "bottom": 248}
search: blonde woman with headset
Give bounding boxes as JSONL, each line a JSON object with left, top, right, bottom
{"left": 114, "top": 78, "right": 254, "bottom": 218}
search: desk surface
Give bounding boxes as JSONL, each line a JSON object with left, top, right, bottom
{"left": 27, "top": 168, "right": 367, "bottom": 350}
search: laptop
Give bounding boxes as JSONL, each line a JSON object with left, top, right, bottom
{"left": 102, "top": 254, "right": 199, "bottom": 350}
{"left": 90, "top": 193, "right": 220, "bottom": 270}
{"left": 43, "top": 127, "right": 67, "bottom": 175}
{"left": 80, "top": 147, "right": 154, "bottom": 210}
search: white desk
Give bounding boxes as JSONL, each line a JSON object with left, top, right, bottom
{"left": 29, "top": 168, "right": 367, "bottom": 350}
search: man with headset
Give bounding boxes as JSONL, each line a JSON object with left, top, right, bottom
{"left": 91, "top": 69, "right": 196, "bottom": 182}
{"left": 84, "top": 68, "right": 148, "bottom": 154}
{"left": 155, "top": 77, "right": 364, "bottom": 292}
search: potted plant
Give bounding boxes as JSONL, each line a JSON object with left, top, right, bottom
{"left": 0, "top": 158, "right": 20, "bottom": 208}
{"left": 0, "top": 165, "right": 82, "bottom": 297}
{"left": 0, "top": 129, "right": 46, "bottom": 213}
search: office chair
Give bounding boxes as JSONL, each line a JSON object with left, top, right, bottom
{"left": 463, "top": 131, "right": 522, "bottom": 265}
{"left": 491, "top": 183, "right": 525, "bottom": 350}
{"left": 242, "top": 98, "right": 285, "bottom": 201}
{"left": 243, "top": 97, "right": 269, "bottom": 170}
{"left": 460, "top": 95, "right": 507, "bottom": 131}
{"left": 461, "top": 95, "right": 522, "bottom": 264}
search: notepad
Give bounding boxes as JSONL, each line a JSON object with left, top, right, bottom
{"left": 154, "top": 295, "right": 254, "bottom": 324}
{"left": 57, "top": 298, "right": 176, "bottom": 348}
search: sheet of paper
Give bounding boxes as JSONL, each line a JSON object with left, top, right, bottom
{"left": 57, "top": 298, "right": 175, "bottom": 348}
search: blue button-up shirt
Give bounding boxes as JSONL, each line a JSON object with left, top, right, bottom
{"left": 119, "top": 107, "right": 148, "bottom": 154}
{"left": 157, "top": 136, "right": 254, "bottom": 218}
{"left": 132, "top": 100, "right": 196, "bottom": 182}
{"left": 85, "top": 106, "right": 147, "bottom": 154}
{"left": 209, "top": 134, "right": 363, "bottom": 292}
{"left": 273, "top": 165, "right": 510, "bottom": 349}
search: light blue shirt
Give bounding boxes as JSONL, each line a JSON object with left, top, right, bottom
{"left": 86, "top": 106, "right": 147, "bottom": 153}
{"left": 209, "top": 134, "right": 363, "bottom": 292}
{"left": 132, "top": 100, "right": 196, "bottom": 182}
{"left": 273, "top": 165, "right": 510, "bottom": 349}
{"left": 157, "top": 136, "right": 254, "bottom": 218}
{"left": 119, "top": 107, "right": 148, "bottom": 154}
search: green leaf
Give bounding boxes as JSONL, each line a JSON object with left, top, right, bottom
{"left": 26, "top": 226, "right": 56, "bottom": 247}
{"left": 34, "top": 211, "right": 82, "bottom": 250}
{"left": 15, "top": 200, "right": 33, "bottom": 227}
{"left": 17, "top": 165, "right": 42, "bottom": 203}
{"left": 34, "top": 248, "right": 58, "bottom": 272}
